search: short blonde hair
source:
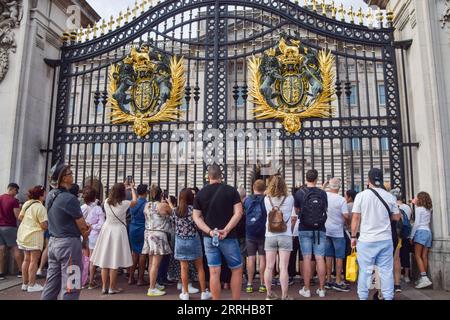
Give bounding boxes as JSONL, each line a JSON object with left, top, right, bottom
{"left": 253, "top": 179, "right": 266, "bottom": 193}
{"left": 266, "top": 175, "right": 288, "bottom": 198}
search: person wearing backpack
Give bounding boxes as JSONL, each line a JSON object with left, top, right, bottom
{"left": 350, "top": 168, "right": 401, "bottom": 300}
{"left": 390, "top": 189, "right": 412, "bottom": 293}
{"left": 263, "top": 175, "right": 295, "bottom": 300}
{"left": 295, "top": 169, "right": 328, "bottom": 298}
{"left": 244, "top": 180, "right": 267, "bottom": 294}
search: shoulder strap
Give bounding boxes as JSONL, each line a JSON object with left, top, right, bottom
{"left": 368, "top": 188, "right": 392, "bottom": 217}
{"left": 22, "top": 201, "right": 40, "bottom": 216}
{"left": 46, "top": 190, "right": 63, "bottom": 212}
{"left": 108, "top": 203, "right": 127, "bottom": 228}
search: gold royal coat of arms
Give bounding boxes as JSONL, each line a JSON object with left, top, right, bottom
{"left": 108, "top": 43, "right": 185, "bottom": 137}
{"left": 249, "top": 37, "right": 336, "bottom": 133}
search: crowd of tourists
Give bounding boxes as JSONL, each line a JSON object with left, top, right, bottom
{"left": 0, "top": 163, "right": 434, "bottom": 300}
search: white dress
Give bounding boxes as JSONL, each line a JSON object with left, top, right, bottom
{"left": 90, "top": 200, "right": 133, "bottom": 269}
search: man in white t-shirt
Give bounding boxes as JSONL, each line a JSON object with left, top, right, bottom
{"left": 324, "top": 178, "right": 350, "bottom": 292}
{"left": 350, "top": 168, "right": 400, "bottom": 300}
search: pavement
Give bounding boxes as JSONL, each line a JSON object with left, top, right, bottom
{"left": 0, "top": 273, "right": 449, "bottom": 300}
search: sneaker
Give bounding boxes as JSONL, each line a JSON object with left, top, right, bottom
{"left": 282, "top": 295, "right": 294, "bottom": 300}
{"left": 177, "top": 282, "right": 182, "bottom": 290}
{"left": 265, "top": 292, "right": 279, "bottom": 300}
{"left": 0, "top": 274, "right": 5, "bottom": 280}
{"left": 272, "top": 278, "right": 280, "bottom": 286}
{"left": 156, "top": 283, "right": 165, "bottom": 291}
{"left": 299, "top": 287, "right": 311, "bottom": 298}
{"left": 332, "top": 282, "right": 351, "bottom": 292}
{"left": 316, "top": 288, "right": 326, "bottom": 298}
{"left": 415, "top": 276, "right": 432, "bottom": 289}
{"left": 404, "top": 276, "right": 411, "bottom": 283}
{"left": 246, "top": 284, "right": 253, "bottom": 293}
{"left": 147, "top": 288, "right": 166, "bottom": 297}
{"left": 188, "top": 283, "right": 199, "bottom": 294}
{"left": 324, "top": 281, "right": 334, "bottom": 289}
{"left": 27, "top": 283, "right": 44, "bottom": 292}
{"left": 258, "top": 285, "right": 267, "bottom": 293}
{"left": 36, "top": 269, "right": 45, "bottom": 278}
{"left": 201, "top": 290, "right": 212, "bottom": 300}
{"left": 395, "top": 285, "right": 402, "bottom": 293}
{"left": 179, "top": 292, "right": 189, "bottom": 300}
{"left": 21, "top": 284, "right": 28, "bottom": 291}
{"left": 17, "top": 272, "right": 22, "bottom": 278}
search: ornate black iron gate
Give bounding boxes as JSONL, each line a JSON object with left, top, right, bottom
{"left": 47, "top": 0, "right": 405, "bottom": 199}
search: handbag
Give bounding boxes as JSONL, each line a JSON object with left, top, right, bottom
{"left": 345, "top": 248, "right": 358, "bottom": 282}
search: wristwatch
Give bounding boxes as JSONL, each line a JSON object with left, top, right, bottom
{"left": 351, "top": 236, "right": 357, "bottom": 239}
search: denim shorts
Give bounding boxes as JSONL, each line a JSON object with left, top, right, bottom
{"left": 413, "top": 230, "right": 432, "bottom": 248}
{"left": 264, "top": 235, "right": 293, "bottom": 252}
{"left": 203, "top": 237, "right": 242, "bottom": 269}
{"left": 298, "top": 230, "right": 326, "bottom": 257}
{"left": 325, "top": 236, "right": 346, "bottom": 259}
{"left": 175, "top": 234, "right": 203, "bottom": 261}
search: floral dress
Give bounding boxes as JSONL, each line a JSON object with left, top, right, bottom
{"left": 141, "top": 202, "right": 172, "bottom": 256}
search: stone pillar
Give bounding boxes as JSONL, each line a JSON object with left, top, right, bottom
{"left": 390, "top": 0, "right": 450, "bottom": 290}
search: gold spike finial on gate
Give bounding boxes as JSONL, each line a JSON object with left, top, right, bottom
{"left": 376, "top": 8, "right": 384, "bottom": 26}
{"left": 116, "top": 11, "right": 124, "bottom": 28}
{"left": 125, "top": 7, "right": 132, "bottom": 23}
{"left": 77, "top": 28, "right": 84, "bottom": 43}
{"left": 62, "top": 30, "right": 70, "bottom": 43}
{"left": 312, "top": 0, "right": 317, "bottom": 12}
{"left": 70, "top": 30, "right": 77, "bottom": 42}
{"left": 357, "top": 7, "right": 364, "bottom": 25}
{"left": 85, "top": 24, "right": 92, "bottom": 41}
{"left": 108, "top": 15, "right": 115, "bottom": 31}
{"left": 101, "top": 19, "right": 107, "bottom": 35}
{"left": 133, "top": 1, "right": 139, "bottom": 19}
{"left": 140, "top": 0, "right": 147, "bottom": 14}
{"left": 331, "top": 1, "right": 337, "bottom": 19}
{"left": 93, "top": 23, "right": 99, "bottom": 38}
{"left": 386, "top": 7, "right": 394, "bottom": 24}
{"left": 321, "top": 0, "right": 327, "bottom": 15}
{"left": 366, "top": 8, "right": 374, "bottom": 26}
{"left": 348, "top": 6, "right": 355, "bottom": 24}
{"left": 338, "top": 4, "right": 345, "bottom": 21}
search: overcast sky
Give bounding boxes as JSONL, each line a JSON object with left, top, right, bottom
{"left": 86, "top": 0, "right": 373, "bottom": 21}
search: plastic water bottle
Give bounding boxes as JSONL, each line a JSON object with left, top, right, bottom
{"left": 212, "top": 228, "right": 219, "bottom": 247}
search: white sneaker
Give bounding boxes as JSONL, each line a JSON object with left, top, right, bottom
{"left": 188, "top": 283, "right": 199, "bottom": 294}
{"left": 147, "top": 288, "right": 166, "bottom": 297}
{"left": 316, "top": 288, "right": 326, "bottom": 298}
{"left": 177, "top": 282, "right": 199, "bottom": 294}
{"left": 21, "top": 284, "right": 28, "bottom": 291}
{"left": 27, "top": 284, "right": 44, "bottom": 293}
{"left": 404, "top": 276, "right": 411, "bottom": 283}
{"left": 201, "top": 290, "right": 212, "bottom": 300}
{"left": 299, "top": 286, "right": 311, "bottom": 298}
{"left": 179, "top": 292, "right": 190, "bottom": 300}
{"left": 415, "top": 276, "right": 432, "bottom": 289}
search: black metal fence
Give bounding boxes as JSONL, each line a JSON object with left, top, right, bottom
{"left": 46, "top": 0, "right": 405, "bottom": 199}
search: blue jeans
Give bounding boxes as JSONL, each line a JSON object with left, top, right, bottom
{"left": 325, "top": 236, "right": 346, "bottom": 259}
{"left": 298, "top": 230, "right": 326, "bottom": 257}
{"left": 203, "top": 237, "right": 242, "bottom": 269}
{"left": 356, "top": 240, "right": 394, "bottom": 300}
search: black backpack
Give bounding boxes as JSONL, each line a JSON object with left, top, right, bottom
{"left": 300, "top": 188, "right": 327, "bottom": 229}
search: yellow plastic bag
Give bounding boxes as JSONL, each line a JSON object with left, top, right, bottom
{"left": 346, "top": 248, "right": 358, "bottom": 282}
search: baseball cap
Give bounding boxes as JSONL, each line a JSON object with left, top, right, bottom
{"left": 50, "top": 163, "right": 70, "bottom": 188}
{"left": 368, "top": 168, "right": 384, "bottom": 187}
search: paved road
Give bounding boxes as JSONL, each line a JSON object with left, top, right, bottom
{"left": 1, "top": 274, "right": 448, "bottom": 300}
